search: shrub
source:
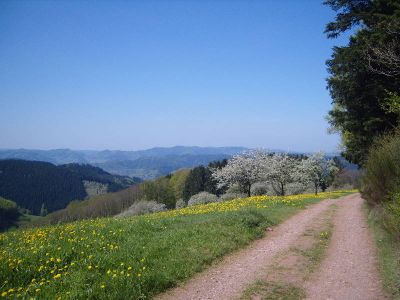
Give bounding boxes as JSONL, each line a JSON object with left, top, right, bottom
{"left": 285, "top": 182, "right": 307, "bottom": 195}
{"left": 175, "top": 199, "right": 186, "bottom": 209}
{"left": 118, "top": 201, "right": 166, "bottom": 217}
{"left": 225, "top": 184, "right": 243, "bottom": 194}
{"left": 362, "top": 128, "right": 400, "bottom": 237}
{"left": 237, "top": 209, "right": 266, "bottom": 228}
{"left": 187, "top": 192, "right": 218, "bottom": 206}
{"left": 384, "top": 193, "right": 400, "bottom": 237}
{"left": 220, "top": 192, "right": 247, "bottom": 202}
{"left": 250, "top": 182, "right": 270, "bottom": 196}
{"left": 0, "top": 197, "right": 21, "bottom": 231}
{"left": 362, "top": 128, "right": 400, "bottom": 206}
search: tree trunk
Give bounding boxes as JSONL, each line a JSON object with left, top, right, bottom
{"left": 314, "top": 182, "right": 318, "bottom": 195}
{"left": 280, "top": 182, "right": 285, "bottom": 196}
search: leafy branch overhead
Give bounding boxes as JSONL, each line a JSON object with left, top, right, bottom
{"left": 324, "top": 0, "right": 400, "bottom": 165}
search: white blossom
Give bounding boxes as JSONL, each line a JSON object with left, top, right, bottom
{"left": 299, "top": 152, "right": 339, "bottom": 194}
{"left": 211, "top": 150, "right": 266, "bottom": 196}
{"left": 212, "top": 150, "right": 338, "bottom": 197}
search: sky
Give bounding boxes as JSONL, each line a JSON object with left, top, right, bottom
{"left": 0, "top": 0, "right": 350, "bottom": 152}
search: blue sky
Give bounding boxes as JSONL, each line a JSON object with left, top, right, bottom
{"left": 0, "top": 0, "right": 349, "bottom": 152}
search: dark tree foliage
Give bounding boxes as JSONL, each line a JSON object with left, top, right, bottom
{"left": 0, "top": 160, "right": 87, "bottom": 214}
{"left": 0, "top": 160, "right": 142, "bottom": 215}
{"left": 325, "top": 0, "right": 400, "bottom": 165}
{"left": 182, "top": 160, "right": 228, "bottom": 201}
{"left": 0, "top": 197, "right": 21, "bottom": 232}
{"left": 60, "top": 163, "right": 141, "bottom": 192}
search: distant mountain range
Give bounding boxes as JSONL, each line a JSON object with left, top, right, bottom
{"left": 0, "top": 146, "right": 248, "bottom": 179}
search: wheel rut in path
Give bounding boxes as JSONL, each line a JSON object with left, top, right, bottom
{"left": 155, "top": 197, "right": 339, "bottom": 300}
{"left": 304, "top": 193, "right": 386, "bottom": 300}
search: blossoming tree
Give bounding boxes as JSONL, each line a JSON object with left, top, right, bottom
{"left": 300, "top": 152, "right": 339, "bottom": 194}
{"left": 211, "top": 150, "right": 266, "bottom": 196}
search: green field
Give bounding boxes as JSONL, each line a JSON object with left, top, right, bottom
{"left": 0, "top": 191, "right": 353, "bottom": 299}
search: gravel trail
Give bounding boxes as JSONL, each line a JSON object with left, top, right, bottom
{"left": 304, "top": 193, "right": 386, "bottom": 300}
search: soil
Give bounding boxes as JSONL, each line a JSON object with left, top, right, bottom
{"left": 304, "top": 193, "right": 387, "bottom": 300}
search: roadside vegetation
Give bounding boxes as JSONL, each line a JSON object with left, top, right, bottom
{"left": 363, "top": 129, "right": 400, "bottom": 298}
{"left": 323, "top": 1, "right": 400, "bottom": 296}
{"left": 0, "top": 190, "right": 353, "bottom": 299}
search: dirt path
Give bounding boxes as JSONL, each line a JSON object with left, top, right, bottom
{"left": 156, "top": 197, "right": 338, "bottom": 300}
{"left": 156, "top": 193, "right": 386, "bottom": 300}
{"left": 304, "top": 193, "right": 386, "bottom": 300}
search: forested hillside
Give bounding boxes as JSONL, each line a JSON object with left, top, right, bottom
{"left": 0, "top": 160, "right": 140, "bottom": 214}
{"left": 0, "top": 160, "right": 86, "bottom": 214}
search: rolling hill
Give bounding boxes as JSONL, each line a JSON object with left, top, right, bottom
{"left": 0, "top": 160, "right": 141, "bottom": 214}
{"left": 0, "top": 146, "right": 247, "bottom": 179}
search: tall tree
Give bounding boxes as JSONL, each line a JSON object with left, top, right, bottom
{"left": 325, "top": 0, "right": 400, "bottom": 165}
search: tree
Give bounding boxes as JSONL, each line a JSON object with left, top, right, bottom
{"left": 139, "top": 177, "right": 176, "bottom": 209}
{"left": 169, "top": 169, "right": 190, "bottom": 201}
{"left": 182, "top": 160, "right": 227, "bottom": 201}
{"left": 182, "top": 166, "right": 210, "bottom": 201}
{"left": 300, "top": 152, "right": 339, "bottom": 194}
{"left": 40, "top": 203, "right": 48, "bottom": 216}
{"left": 325, "top": 0, "right": 400, "bottom": 165}
{"left": 261, "top": 153, "right": 301, "bottom": 196}
{"left": 211, "top": 151, "right": 265, "bottom": 196}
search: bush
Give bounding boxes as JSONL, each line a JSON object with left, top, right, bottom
{"left": 220, "top": 192, "right": 247, "bottom": 202}
{"left": 187, "top": 192, "right": 218, "bottom": 206}
{"left": 118, "top": 201, "right": 166, "bottom": 217}
{"left": 225, "top": 184, "right": 243, "bottom": 194}
{"left": 362, "top": 128, "right": 400, "bottom": 206}
{"left": 285, "top": 182, "right": 307, "bottom": 195}
{"left": 362, "top": 128, "right": 400, "bottom": 237}
{"left": 384, "top": 193, "right": 400, "bottom": 237}
{"left": 237, "top": 209, "right": 266, "bottom": 228}
{"left": 0, "top": 197, "right": 21, "bottom": 231}
{"left": 250, "top": 182, "right": 270, "bottom": 196}
{"left": 175, "top": 199, "right": 186, "bottom": 209}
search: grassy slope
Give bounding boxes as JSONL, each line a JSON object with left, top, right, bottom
{"left": 0, "top": 191, "right": 353, "bottom": 299}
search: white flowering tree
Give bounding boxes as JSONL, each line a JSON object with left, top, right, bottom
{"left": 213, "top": 150, "right": 341, "bottom": 197}
{"left": 261, "top": 153, "right": 302, "bottom": 196}
{"left": 211, "top": 150, "right": 266, "bottom": 196}
{"left": 300, "top": 152, "right": 339, "bottom": 194}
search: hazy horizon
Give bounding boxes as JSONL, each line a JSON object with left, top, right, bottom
{"left": 0, "top": 145, "right": 340, "bottom": 154}
{"left": 1, "top": 1, "right": 350, "bottom": 153}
